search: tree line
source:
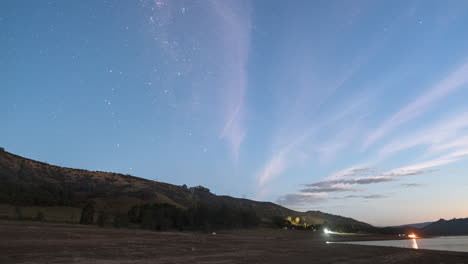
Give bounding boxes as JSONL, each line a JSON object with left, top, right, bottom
{"left": 80, "top": 202, "right": 260, "bottom": 231}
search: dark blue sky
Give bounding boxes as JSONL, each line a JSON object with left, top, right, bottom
{"left": 3, "top": 0, "right": 468, "bottom": 225}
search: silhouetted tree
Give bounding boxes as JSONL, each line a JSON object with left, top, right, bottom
{"left": 80, "top": 201, "right": 96, "bottom": 225}
{"left": 113, "top": 213, "right": 129, "bottom": 228}
{"left": 34, "top": 211, "right": 45, "bottom": 221}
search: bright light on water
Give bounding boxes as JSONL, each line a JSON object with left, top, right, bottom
{"left": 337, "top": 236, "right": 468, "bottom": 253}
{"left": 411, "top": 238, "right": 419, "bottom": 249}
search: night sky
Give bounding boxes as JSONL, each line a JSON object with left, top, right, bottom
{"left": 3, "top": 0, "right": 468, "bottom": 226}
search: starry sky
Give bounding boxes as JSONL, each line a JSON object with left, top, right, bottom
{"left": 2, "top": 0, "right": 468, "bottom": 226}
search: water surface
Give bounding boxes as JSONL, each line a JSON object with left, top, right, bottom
{"left": 338, "top": 236, "right": 468, "bottom": 253}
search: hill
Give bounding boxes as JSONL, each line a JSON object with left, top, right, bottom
{"left": 390, "top": 221, "right": 433, "bottom": 229}
{"left": 423, "top": 218, "right": 468, "bottom": 236}
{"left": 0, "top": 149, "right": 373, "bottom": 231}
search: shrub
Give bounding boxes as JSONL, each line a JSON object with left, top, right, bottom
{"left": 34, "top": 211, "right": 45, "bottom": 221}
{"left": 80, "top": 201, "right": 96, "bottom": 225}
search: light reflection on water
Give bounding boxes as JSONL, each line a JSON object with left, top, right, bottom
{"left": 411, "top": 238, "right": 418, "bottom": 249}
{"left": 336, "top": 236, "right": 468, "bottom": 253}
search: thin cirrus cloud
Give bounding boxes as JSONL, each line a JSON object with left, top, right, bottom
{"left": 300, "top": 186, "right": 355, "bottom": 194}
{"left": 364, "top": 59, "right": 468, "bottom": 148}
{"left": 276, "top": 193, "right": 328, "bottom": 207}
{"left": 401, "top": 183, "right": 427, "bottom": 188}
{"left": 256, "top": 94, "right": 371, "bottom": 196}
{"left": 279, "top": 137, "right": 468, "bottom": 208}
{"left": 315, "top": 141, "right": 468, "bottom": 193}
{"left": 306, "top": 176, "right": 397, "bottom": 188}
{"left": 256, "top": 150, "right": 288, "bottom": 187}
{"left": 253, "top": 6, "right": 383, "bottom": 195}
{"left": 256, "top": 128, "right": 313, "bottom": 188}
{"left": 143, "top": 0, "right": 251, "bottom": 160}
{"left": 211, "top": 0, "right": 252, "bottom": 160}
{"left": 325, "top": 167, "right": 377, "bottom": 181}
{"left": 387, "top": 148, "right": 468, "bottom": 175}
{"left": 277, "top": 192, "right": 387, "bottom": 208}
{"left": 278, "top": 96, "right": 468, "bottom": 208}
{"left": 277, "top": 165, "right": 436, "bottom": 208}
{"left": 315, "top": 121, "right": 364, "bottom": 164}
{"left": 341, "top": 194, "right": 387, "bottom": 199}
{"left": 308, "top": 123, "right": 466, "bottom": 192}
{"left": 379, "top": 111, "right": 468, "bottom": 158}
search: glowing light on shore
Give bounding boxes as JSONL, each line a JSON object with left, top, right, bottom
{"left": 408, "top": 233, "right": 417, "bottom": 239}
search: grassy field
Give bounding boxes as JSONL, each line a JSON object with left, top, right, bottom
{"left": 1, "top": 220, "right": 468, "bottom": 264}
{"left": 0, "top": 204, "right": 81, "bottom": 223}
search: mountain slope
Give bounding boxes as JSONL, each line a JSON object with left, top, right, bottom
{"left": 390, "top": 222, "right": 433, "bottom": 229}
{"left": 423, "top": 218, "right": 468, "bottom": 236}
{"left": 0, "top": 149, "right": 372, "bottom": 230}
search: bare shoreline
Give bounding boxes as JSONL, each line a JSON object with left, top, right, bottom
{"left": 1, "top": 220, "right": 467, "bottom": 264}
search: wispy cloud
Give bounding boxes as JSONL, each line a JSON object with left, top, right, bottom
{"left": 253, "top": 13, "right": 382, "bottom": 195}
{"left": 283, "top": 144, "right": 467, "bottom": 209}
{"left": 379, "top": 111, "right": 468, "bottom": 157}
{"left": 364, "top": 59, "right": 468, "bottom": 148}
{"left": 307, "top": 176, "right": 397, "bottom": 188}
{"left": 255, "top": 126, "right": 315, "bottom": 190}
{"left": 276, "top": 193, "right": 328, "bottom": 207}
{"left": 282, "top": 106, "right": 468, "bottom": 209}
{"left": 325, "top": 167, "right": 377, "bottom": 181}
{"left": 211, "top": 0, "right": 252, "bottom": 160}
{"left": 387, "top": 148, "right": 468, "bottom": 175}
{"left": 143, "top": 0, "right": 251, "bottom": 160}
{"left": 288, "top": 143, "right": 468, "bottom": 207}
{"left": 301, "top": 186, "right": 355, "bottom": 194}
{"left": 278, "top": 164, "right": 436, "bottom": 208}
{"left": 277, "top": 191, "right": 387, "bottom": 208}
{"left": 256, "top": 96, "right": 371, "bottom": 192}
{"left": 315, "top": 121, "right": 363, "bottom": 163}
{"left": 256, "top": 150, "right": 287, "bottom": 186}
{"left": 401, "top": 183, "right": 427, "bottom": 188}
{"left": 341, "top": 194, "right": 387, "bottom": 199}
{"left": 251, "top": 3, "right": 468, "bottom": 214}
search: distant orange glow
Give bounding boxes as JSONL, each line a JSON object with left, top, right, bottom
{"left": 408, "top": 233, "right": 417, "bottom": 239}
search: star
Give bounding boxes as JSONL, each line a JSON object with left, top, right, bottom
{"left": 155, "top": 0, "right": 164, "bottom": 8}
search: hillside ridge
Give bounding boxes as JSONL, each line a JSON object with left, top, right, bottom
{"left": 422, "top": 218, "right": 468, "bottom": 236}
{"left": 0, "top": 149, "right": 372, "bottom": 230}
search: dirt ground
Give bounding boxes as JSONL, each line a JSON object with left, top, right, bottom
{"left": 1, "top": 220, "right": 467, "bottom": 264}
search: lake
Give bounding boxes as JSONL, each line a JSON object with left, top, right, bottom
{"left": 338, "top": 236, "right": 468, "bottom": 253}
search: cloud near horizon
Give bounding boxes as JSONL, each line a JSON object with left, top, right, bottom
{"left": 255, "top": 95, "right": 372, "bottom": 198}
{"left": 300, "top": 186, "right": 357, "bottom": 194}
{"left": 277, "top": 165, "right": 437, "bottom": 208}
{"left": 401, "top": 183, "right": 427, "bottom": 188}
{"left": 275, "top": 105, "right": 468, "bottom": 210}
{"left": 364, "top": 59, "right": 468, "bottom": 148}
{"left": 278, "top": 101, "right": 468, "bottom": 209}
{"left": 307, "top": 175, "right": 397, "bottom": 188}
{"left": 341, "top": 194, "right": 387, "bottom": 199}
{"left": 276, "top": 193, "right": 328, "bottom": 207}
